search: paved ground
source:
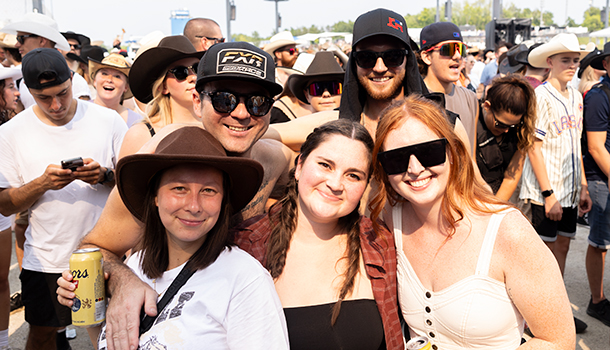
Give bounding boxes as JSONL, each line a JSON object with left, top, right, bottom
{"left": 6, "top": 222, "right": 610, "bottom": 349}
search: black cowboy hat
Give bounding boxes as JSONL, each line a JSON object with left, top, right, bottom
{"left": 286, "top": 51, "right": 345, "bottom": 104}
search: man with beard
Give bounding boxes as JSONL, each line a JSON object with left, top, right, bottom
{"left": 265, "top": 8, "right": 471, "bottom": 149}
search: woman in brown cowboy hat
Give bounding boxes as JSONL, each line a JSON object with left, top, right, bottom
{"left": 286, "top": 51, "right": 345, "bottom": 114}
{"left": 89, "top": 53, "right": 141, "bottom": 127}
{"left": 119, "top": 35, "right": 204, "bottom": 158}
{"left": 92, "top": 127, "right": 289, "bottom": 349}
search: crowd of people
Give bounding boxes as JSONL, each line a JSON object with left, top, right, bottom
{"left": 0, "top": 6, "right": 609, "bottom": 350}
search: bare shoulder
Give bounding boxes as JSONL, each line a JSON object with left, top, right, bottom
{"left": 251, "top": 139, "right": 294, "bottom": 172}
{"left": 493, "top": 208, "right": 552, "bottom": 266}
{"left": 118, "top": 123, "right": 154, "bottom": 158}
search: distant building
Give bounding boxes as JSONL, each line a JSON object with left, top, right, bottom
{"left": 170, "top": 9, "right": 191, "bottom": 35}
{"left": 0, "top": 0, "right": 51, "bottom": 28}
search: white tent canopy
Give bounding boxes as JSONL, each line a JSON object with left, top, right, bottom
{"left": 590, "top": 27, "right": 610, "bottom": 38}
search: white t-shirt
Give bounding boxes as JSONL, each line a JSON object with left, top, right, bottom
{"left": 98, "top": 248, "right": 290, "bottom": 350}
{"left": 19, "top": 71, "right": 91, "bottom": 109}
{"left": 0, "top": 100, "right": 127, "bottom": 272}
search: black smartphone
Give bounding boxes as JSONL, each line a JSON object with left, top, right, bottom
{"left": 61, "top": 157, "right": 84, "bottom": 171}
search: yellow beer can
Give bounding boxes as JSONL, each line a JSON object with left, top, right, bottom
{"left": 69, "top": 248, "right": 106, "bottom": 327}
{"left": 406, "top": 336, "right": 432, "bottom": 350}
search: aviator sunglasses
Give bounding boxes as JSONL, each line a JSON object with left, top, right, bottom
{"left": 353, "top": 49, "right": 407, "bottom": 69}
{"left": 308, "top": 81, "right": 342, "bottom": 96}
{"left": 378, "top": 138, "right": 448, "bottom": 175}
{"left": 167, "top": 63, "right": 198, "bottom": 81}
{"left": 425, "top": 42, "right": 467, "bottom": 58}
{"left": 201, "top": 91, "right": 274, "bottom": 117}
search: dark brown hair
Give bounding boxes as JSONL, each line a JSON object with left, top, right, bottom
{"left": 266, "top": 119, "right": 374, "bottom": 324}
{"left": 486, "top": 75, "right": 537, "bottom": 152}
{"left": 139, "top": 164, "right": 233, "bottom": 279}
{"left": 370, "top": 95, "right": 507, "bottom": 237}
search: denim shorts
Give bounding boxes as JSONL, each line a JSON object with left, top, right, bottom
{"left": 588, "top": 180, "right": 610, "bottom": 249}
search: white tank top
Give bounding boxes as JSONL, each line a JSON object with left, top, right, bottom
{"left": 393, "top": 204, "right": 525, "bottom": 349}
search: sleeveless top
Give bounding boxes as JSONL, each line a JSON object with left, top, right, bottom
{"left": 392, "top": 204, "right": 524, "bottom": 350}
{"left": 284, "top": 299, "right": 385, "bottom": 350}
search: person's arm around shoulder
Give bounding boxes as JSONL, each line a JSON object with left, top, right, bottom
{"left": 57, "top": 188, "right": 157, "bottom": 350}
{"left": 264, "top": 110, "right": 339, "bottom": 151}
{"left": 497, "top": 210, "right": 575, "bottom": 349}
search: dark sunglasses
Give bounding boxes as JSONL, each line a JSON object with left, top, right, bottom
{"left": 353, "top": 49, "right": 407, "bottom": 69}
{"left": 201, "top": 91, "right": 274, "bottom": 117}
{"left": 16, "top": 34, "right": 39, "bottom": 44}
{"left": 425, "top": 42, "right": 467, "bottom": 58}
{"left": 196, "top": 36, "right": 225, "bottom": 43}
{"left": 279, "top": 47, "right": 298, "bottom": 55}
{"left": 69, "top": 43, "right": 82, "bottom": 50}
{"left": 378, "top": 138, "right": 448, "bottom": 175}
{"left": 491, "top": 109, "right": 522, "bottom": 130}
{"left": 308, "top": 81, "right": 342, "bottom": 96}
{"left": 167, "top": 64, "right": 198, "bottom": 81}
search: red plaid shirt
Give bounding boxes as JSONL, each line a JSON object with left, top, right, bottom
{"left": 232, "top": 213, "right": 404, "bottom": 350}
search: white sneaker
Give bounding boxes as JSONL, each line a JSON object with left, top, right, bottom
{"left": 65, "top": 327, "right": 77, "bottom": 339}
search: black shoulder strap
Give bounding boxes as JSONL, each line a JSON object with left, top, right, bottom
{"left": 144, "top": 121, "right": 156, "bottom": 137}
{"left": 139, "top": 261, "right": 196, "bottom": 335}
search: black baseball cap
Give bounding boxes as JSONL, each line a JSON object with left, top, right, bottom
{"left": 22, "top": 48, "right": 72, "bottom": 90}
{"left": 352, "top": 8, "right": 410, "bottom": 48}
{"left": 195, "top": 41, "right": 283, "bottom": 96}
{"left": 420, "top": 22, "right": 463, "bottom": 51}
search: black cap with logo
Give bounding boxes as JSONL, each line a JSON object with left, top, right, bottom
{"left": 196, "top": 42, "right": 283, "bottom": 96}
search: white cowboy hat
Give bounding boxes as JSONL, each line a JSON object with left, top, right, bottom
{"left": 1, "top": 13, "right": 71, "bottom": 52}
{"left": 528, "top": 33, "right": 592, "bottom": 68}
{"left": 0, "top": 66, "right": 22, "bottom": 82}
{"left": 263, "top": 31, "right": 297, "bottom": 55}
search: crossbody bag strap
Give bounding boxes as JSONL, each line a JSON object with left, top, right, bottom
{"left": 139, "top": 260, "right": 196, "bottom": 335}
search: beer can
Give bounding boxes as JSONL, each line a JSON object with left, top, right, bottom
{"left": 69, "top": 248, "right": 105, "bottom": 327}
{"left": 406, "top": 336, "right": 432, "bottom": 350}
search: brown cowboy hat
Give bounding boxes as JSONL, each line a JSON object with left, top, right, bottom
{"left": 89, "top": 53, "right": 133, "bottom": 99}
{"left": 116, "top": 126, "right": 264, "bottom": 222}
{"left": 286, "top": 51, "right": 345, "bottom": 104}
{"left": 129, "top": 35, "right": 204, "bottom": 103}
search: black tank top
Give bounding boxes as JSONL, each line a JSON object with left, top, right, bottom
{"left": 283, "top": 299, "right": 385, "bottom": 350}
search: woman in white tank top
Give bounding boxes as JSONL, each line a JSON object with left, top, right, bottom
{"left": 369, "top": 95, "right": 574, "bottom": 349}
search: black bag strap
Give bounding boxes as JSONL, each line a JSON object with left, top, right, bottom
{"left": 139, "top": 260, "right": 196, "bottom": 335}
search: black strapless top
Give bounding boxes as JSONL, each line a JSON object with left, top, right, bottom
{"left": 283, "top": 299, "right": 385, "bottom": 350}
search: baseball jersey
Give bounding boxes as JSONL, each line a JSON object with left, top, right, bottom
{"left": 520, "top": 82, "right": 584, "bottom": 207}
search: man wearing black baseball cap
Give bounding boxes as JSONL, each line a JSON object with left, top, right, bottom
{"left": 0, "top": 48, "right": 126, "bottom": 349}
{"left": 57, "top": 41, "right": 295, "bottom": 350}
{"left": 419, "top": 21, "right": 478, "bottom": 153}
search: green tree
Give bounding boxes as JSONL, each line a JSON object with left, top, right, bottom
{"left": 565, "top": 17, "right": 578, "bottom": 27}
{"left": 329, "top": 20, "right": 354, "bottom": 33}
{"left": 583, "top": 7, "right": 604, "bottom": 31}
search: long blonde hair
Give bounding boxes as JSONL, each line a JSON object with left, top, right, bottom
{"left": 144, "top": 73, "right": 174, "bottom": 127}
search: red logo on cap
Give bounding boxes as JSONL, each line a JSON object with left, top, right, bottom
{"left": 387, "top": 17, "right": 404, "bottom": 33}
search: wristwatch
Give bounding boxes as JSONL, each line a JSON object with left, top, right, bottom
{"left": 542, "top": 189, "right": 554, "bottom": 198}
{"left": 100, "top": 168, "right": 115, "bottom": 184}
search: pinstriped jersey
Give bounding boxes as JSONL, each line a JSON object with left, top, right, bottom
{"left": 520, "top": 82, "right": 584, "bottom": 207}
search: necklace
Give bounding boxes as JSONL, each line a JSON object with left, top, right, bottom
{"left": 152, "top": 278, "right": 170, "bottom": 297}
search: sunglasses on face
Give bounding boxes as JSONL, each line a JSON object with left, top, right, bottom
{"left": 69, "top": 43, "right": 82, "bottom": 50}
{"left": 308, "top": 81, "right": 342, "bottom": 96}
{"left": 378, "top": 138, "right": 448, "bottom": 175}
{"left": 201, "top": 91, "right": 274, "bottom": 117}
{"left": 16, "top": 34, "right": 39, "bottom": 44}
{"left": 353, "top": 49, "right": 407, "bottom": 69}
{"left": 279, "top": 47, "right": 298, "bottom": 55}
{"left": 196, "top": 36, "right": 225, "bottom": 44}
{"left": 491, "top": 109, "right": 522, "bottom": 130}
{"left": 425, "top": 42, "right": 467, "bottom": 58}
{"left": 167, "top": 64, "right": 198, "bottom": 81}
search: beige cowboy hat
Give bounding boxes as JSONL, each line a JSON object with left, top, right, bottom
{"left": 89, "top": 53, "right": 133, "bottom": 99}
{"left": 528, "top": 33, "right": 592, "bottom": 68}
{"left": 0, "top": 34, "right": 17, "bottom": 49}
{"left": 263, "top": 31, "right": 297, "bottom": 55}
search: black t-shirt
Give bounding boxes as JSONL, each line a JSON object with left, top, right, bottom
{"left": 476, "top": 106, "right": 519, "bottom": 194}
